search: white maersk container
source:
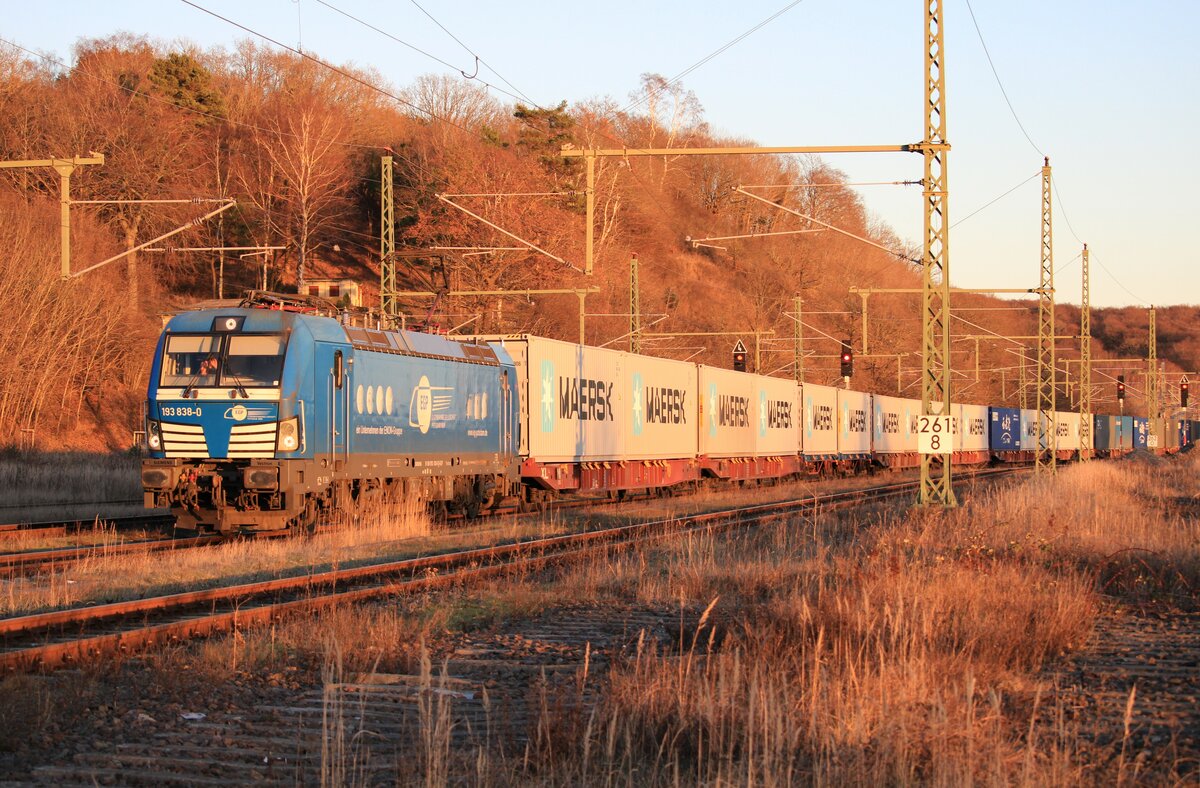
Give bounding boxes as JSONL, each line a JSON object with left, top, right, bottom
{"left": 1055, "top": 411, "right": 1081, "bottom": 452}
{"left": 753, "top": 374, "right": 800, "bottom": 457}
{"left": 872, "top": 394, "right": 920, "bottom": 454}
{"left": 958, "top": 404, "right": 989, "bottom": 454}
{"left": 1019, "top": 408, "right": 1039, "bottom": 451}
{"left": 698, "top": 366, "right": 756, "bottom": 458}
{"left": 837, "top": 389, "right": 872, "bottom": 456}
{"left": 1020, "top": 408, "right": 1062, "bottom": 452}
{"left": 801, "top": 382, "right": 839, "bottom": 458}
{"left": 623, "top": 353, "right": 699, "bottom": 460}
{"left": 488, "top": 335, "right": 625, "bottom": 462}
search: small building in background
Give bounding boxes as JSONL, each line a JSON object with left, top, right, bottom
{"left": 303, "top": 279, "right": 362, "bottom": 307}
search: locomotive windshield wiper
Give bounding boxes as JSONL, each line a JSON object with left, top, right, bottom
{"left": 181, "top": 373, "right": 203, "bottom": 400}
{"left": 225, "top": 370, "right": 250, "bottom": 399}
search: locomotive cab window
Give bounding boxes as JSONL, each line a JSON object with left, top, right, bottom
{"left": 160, "top": 335, "right": 222, "bottom": 387}
{"left": 224, "top": 335, "right": 286, "bottom": 387}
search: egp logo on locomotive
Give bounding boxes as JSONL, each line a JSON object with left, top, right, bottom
{"left": 407, "top": 375, "right": 454, "bottom": 435}
{"left": 222, "top": 404, "right": 272, "bottom": 422}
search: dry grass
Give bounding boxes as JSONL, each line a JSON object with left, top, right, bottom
{"left": 0, "top": 468, "right": 913, "bottom": 617}
{"left": 9, "top": 455, "right": 1195, "bottom": 784}
{"left": 2, "top": 495, "right": 426, "bottom": 615}
{"left": 169, "top": 453, "right": 1194, "bottom": 785}
{"left": 524, "top": 454, "right": 1197, "bottom": 785}
{"left": 0, "top": 492, "right": 594, "bottom": 616}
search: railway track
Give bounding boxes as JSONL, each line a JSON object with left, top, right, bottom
{"left": 0, "top": 511, "right": 170, "bottom": 540}
{"left": 0, "top": 534, "right": 221, "bottom": 577}
{"left": 0, "top": 468, "right": 901, "bottom": 574}
{"left": 0, "top": 465, "right": 1010, "bottom": 577}
{"left": 0, "top": 468, "right": 1021, "bottom": 674}
{"left": 0, "top": 488, "right": 676, "bottom": 576}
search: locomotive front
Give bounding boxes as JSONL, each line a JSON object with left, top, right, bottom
{"left": 141, "top": 308, "right": 311, "bottom": 532}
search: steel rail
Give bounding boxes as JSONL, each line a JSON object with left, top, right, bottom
{"left": 0, "top": 469, "right": 1022, "bottom": 674}
{"left": 0, "top": 534, "right": 221, "bottom": 577}
{"left": 0, "top": 513, "right": 173, "bottom": 540}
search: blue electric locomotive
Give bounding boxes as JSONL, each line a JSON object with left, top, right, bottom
{"left": 142, "top": 296, "right": 520, "bottom": 533}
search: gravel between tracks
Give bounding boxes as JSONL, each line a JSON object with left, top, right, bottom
{"left": 1045, "top": 605, "right": 1200, "bottom": 781}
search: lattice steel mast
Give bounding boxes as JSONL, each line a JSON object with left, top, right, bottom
{"left": 380, "top": 155, "right": 398, "bottom": 320}
{"left": 918, "top": 0, "right": 956, "bottom": 507}
{"left": 1078, "top": 243, "right": 1092, "bottom": 460}
{"left": 1035, "top": 158, "right": 1057, "bottom": 474}
{"left": 630, "top": 253, "right": 641, "bottom": 353}
{"left": 1148, "top": 306, "right": 1158, "bottom": 421}
{"left": 794, "top": 294, "right": 804, "bottom": 383}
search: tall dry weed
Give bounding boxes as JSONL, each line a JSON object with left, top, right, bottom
{"left": 530, "top": 455, "right": 1197, "bottom": 784}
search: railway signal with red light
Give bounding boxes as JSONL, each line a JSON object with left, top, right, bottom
{"left": 732, "top": 340, "right": 747, "bottom": 372}
{"left": 1183, "top": 378, "right": 1190, "bottom": 408}
{"left": 840, "top": 340, "right": 854, "bottom": 378}
{"left": 1117, "top": 375, "right": 1126, "bottom": 401}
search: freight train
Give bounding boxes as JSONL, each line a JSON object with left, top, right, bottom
{"left": 141, "top": 295, "right": 1197, "bottom": 534}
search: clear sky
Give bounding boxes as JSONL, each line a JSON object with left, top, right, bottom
{"left": 5, "top": 0, "right": 1197, "bottom": 308}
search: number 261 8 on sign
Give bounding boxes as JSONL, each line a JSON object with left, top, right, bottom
{"left": 917, "top": 415, "right": 953, "bottom": 455}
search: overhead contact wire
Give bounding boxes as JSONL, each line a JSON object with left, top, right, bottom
{"left": 178, "top": 0, "right": 477, "bottom": 141}
{"left": 620, "top": 0, "right": 805, "bottom": 116}
{"left": 405, "top": 0, "right": 543, "bottom": 107}
{"left": 313, "top": 0, "right": 533, "bottom": 106}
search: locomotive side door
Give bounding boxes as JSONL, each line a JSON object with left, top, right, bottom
{"left": 501, "top": 369, "right": 511, "bottom": 457}
{"left": 317, "top": 344, "right": 349, "bottom": 472}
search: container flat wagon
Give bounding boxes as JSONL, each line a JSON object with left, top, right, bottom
{"left": 958, "top": 404, "right": 990, "bottom": 465}
{"left": 837, "top": 389, "right": 872, "bottom": 470}
{"left": 872, "top": 394, "right": 920, "bottom": 469}
{"left": 988, "top": 407, "right": 1021, "bottom": 462}
{"left": 802, "top": 382, "right": 839, "bottom": 469}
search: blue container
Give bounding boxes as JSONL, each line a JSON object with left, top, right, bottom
{"left": 988, "top": 407, "right": 1020, "bottom": 451}
{"left": 1132, "top": 417, "right": 1149, "bottom": 450}
{"left": 1093, "top": 415, "right": 1117, "bottom": 452}
{"left": 1117, "top": 416, "right": 1134, "bottom": 450}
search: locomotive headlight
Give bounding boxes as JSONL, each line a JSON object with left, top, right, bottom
{"left": 243, "top": 465, "right": 279, "bottom": 490}
{"left": 146, "top": 420, "right": 162, "bottom": 451}
{"left": 276, "top": 417, "right": 300, "bottom": 452}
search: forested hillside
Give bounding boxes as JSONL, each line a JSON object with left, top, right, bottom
{"left": 0, "top": 36, "right": 1190, "bottom": 449}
